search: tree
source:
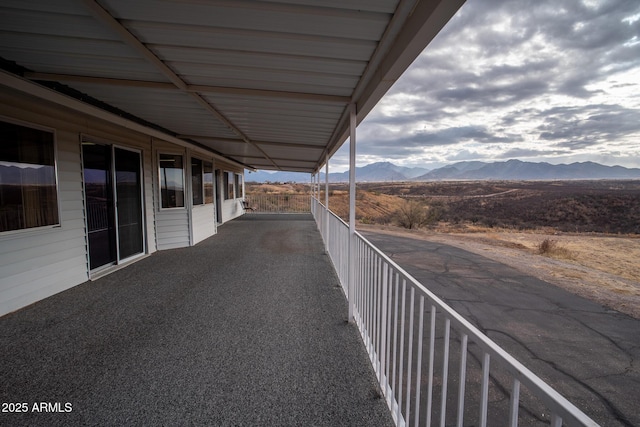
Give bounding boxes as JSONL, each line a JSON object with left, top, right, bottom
{"left": 394, "top": 199, "right": 439, "bottom": 229}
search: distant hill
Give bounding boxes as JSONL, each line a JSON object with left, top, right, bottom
{"left": 245, "top": 160, "right": 640, "bottom": 183}
{"left": 244, "top": 170, "right": 311, "bottom": 183}
{"left": 245, "top": 162, "right": 429, "bottom": 183}
{"left": 414, "top": 160, "right": 640, "bottom": 180}
{"left": 327, "top": 162, "right": 429, "bottom": 182}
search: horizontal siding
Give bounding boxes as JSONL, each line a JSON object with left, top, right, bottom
{"left": 0, "top": 237, "right": 84, "bottom": 267}
{"left": 1, "top": 254, "right": 88, "bottom": 298}
{"left": 192, "top": 204, "right": 215, "bottom": 244}
{"left": 155, "top": 209, "right": 190, "bottom": 250}
{"left": 0, "top": 125, "right": 88, "bottom": 316}
{"left": 1, "top": 269, "right": 89, "bottom": 317}
{"left": 60, "top": 208, "right": 84, "bottom": 222}
{"left": 58, "top": 170, "right": 84, "bottom": 184}
{"left": 143, "top": 147, "right": 156, "bottom": 254}
{"left": 0, "top": 86, "right": 160, "bottom": 317}
{"left": 221, "top": 199, "right": 243, "bottom": 223}
{"left": 0, "top": 227, "right": 86, "bottom": 258}
{"left": 1, "top": 84, "right": 243, "bottom": 316}
{"left": 156, "top": 239, "right": 189, "bottom": 250}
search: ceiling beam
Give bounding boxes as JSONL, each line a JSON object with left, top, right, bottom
{"left": 232, "top": 155, "right": 317, "bottom": 164}
{"left": 80, "top": 0, "right": 280, "bottom": 170}
{"left": 80, "top": 0, "right": 186, "bottom": 91}
{"left": 25, "top": 72, "right": 174, "bottom": 90}
{"left": 177, "top": 135, "right": 325, "bottom": 150}
{"left": 0, "top": 70, "right": 249, "bottom": 170}
{"left": 25, "top": 72, "right": 350, "bottom": 104}
{"left": 189, "top": 85, "right": 350, "bottom": 104}
{"left": 319, "top": 0, "right": 466, "bottom": 172}
{"left": 195, "top": 0, "right": 392, "bottom": 19}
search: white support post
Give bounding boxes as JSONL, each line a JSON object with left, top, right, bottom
{"left": 311, "top": 173, "right": 315, "bottom": 214}
{"left": 325, "top": 154, "right": 330, "bottom": 251}
{"left": 348, "top": 103, "right": 357, "bottom": 322}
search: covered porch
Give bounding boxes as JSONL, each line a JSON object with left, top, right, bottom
{"left": 0, "top": 214, "right": 394, "bottom": 426}
{"left": 0, "top": 1, "right": 603, "bottom": 425}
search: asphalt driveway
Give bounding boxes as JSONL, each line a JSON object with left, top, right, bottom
{"left": 361, "top": 230, "right": 640, "bottom": 427}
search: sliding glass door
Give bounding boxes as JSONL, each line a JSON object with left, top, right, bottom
{"left": 83, "top": 143, "right": 117, "bottom": 270}
{"left": 114, "top": 148, "right": 143, "bottom": 260}
{"left": 83, "top": 143, "right": 144, "bottom": 271}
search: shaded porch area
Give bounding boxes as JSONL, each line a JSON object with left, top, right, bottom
{"left": 0, "top": 214, "right": 393, "bottom": 426}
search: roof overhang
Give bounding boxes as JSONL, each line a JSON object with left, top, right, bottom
{"left": 0, "top": 0, "right": 465, "bottom": 174}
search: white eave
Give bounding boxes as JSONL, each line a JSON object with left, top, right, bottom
{"left": 0, "top": 0, "right": 465, "bottom": 173}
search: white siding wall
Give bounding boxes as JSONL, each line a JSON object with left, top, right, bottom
{"left": 0, "top": 87, "right": 159, "bottom": 316}
{"left": 192, "top": 204, "right": 216, "bottom": 244}
{"left": 216, "top": 162, "right": 245, "bottom": 224}
{"left": 155, "top": 209, "right": 191, "bottom": 250}
{"left": 143, "top": 146, "right": 157, "bottom": 254}
{"left": 188, "top": 153, "right": 216, "bottom": 245}
{"left": 153, "top": 142, "right": 191, "bottom": 250}
{"left": 0, "top": 85, "right": 240, "bottom": 317}
{"left": 222, "top": 199, "right": 244, "bottom": 222}
{"left": 0, "top": 94, "right": 88, "bottom": 316}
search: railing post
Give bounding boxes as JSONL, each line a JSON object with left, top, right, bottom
{"left": 348, "top": 102, "right": 356, "bottom": 322}
{"left": 325, "top": 154, "right": 330, "bottom": 252}
{"left": 310, "top": 173, "right": 314, "bottom": 216}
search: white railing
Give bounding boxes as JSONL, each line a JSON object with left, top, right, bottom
{"left": 244, "top": 194, "right": 311, "bottom": 213}
{"left": 312, "top": 198, "right": 599, "bottom": 427}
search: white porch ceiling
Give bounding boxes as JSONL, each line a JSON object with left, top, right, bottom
{"left": 0, "top": 0, "right": 465, "bottom": 173}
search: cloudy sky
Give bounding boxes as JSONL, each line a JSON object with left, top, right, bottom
{"left": 329, "top": 0, "right": 640, "bottom": 172}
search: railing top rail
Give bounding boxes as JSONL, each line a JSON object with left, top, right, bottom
{"left": 313, "top": 197, "right": 599, "bottom": 427}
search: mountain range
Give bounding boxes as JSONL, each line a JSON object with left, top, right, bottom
{"left": 245, "top": 160, "right": 640, "bottom": 183}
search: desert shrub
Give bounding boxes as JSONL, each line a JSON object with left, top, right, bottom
{"left": 537, "top": 238, "right": 573, "bottom": 259}
{"left": 537, "top": 238, "right": 557, "bottom": 254}
{"left": 394, "top": 200, "right": 439, "bottom": 229}
{"left": 359, "top": 216, "right": 374, "bottom": 225}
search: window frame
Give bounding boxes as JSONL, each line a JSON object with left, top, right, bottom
{"left": 224, "top": 171, "right": 235, "bottom": 200}
{"left": 203, "top": 161, "right": 214, "bottom": 205}
{"left": 235, "top": 173, "right": 243, "bottom": 199}
{"left": 0, "top": 116, "right": 61, "bottom": 235}
{"left": 191, "top": 157, "right": 204, "bottom": 206}
{"left": 158, "top": 152, "right": 186, "bottom": 210}
{"left": 190, "top": 157, "right": 215, "bottom": 206}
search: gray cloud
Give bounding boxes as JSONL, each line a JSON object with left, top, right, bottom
{"left": 415, "top": 126, "right": 511, "bottom": 145}
{"left": 343, "top": 0, "right": 640, "bottom": 171}
{"left": 497, "top": 148, "right": 570, "bottom": 159}
{"left": 536, "top": 104, "right": 640, "bottom": 149}
{"left": 434, "top": 77, "right": 551, "bottom": 107}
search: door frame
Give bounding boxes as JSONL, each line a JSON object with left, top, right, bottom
{"left": 81, "top": 136, "right": 147, "bottom": 276}
{"left": 112, "top": 144, "right": 146, "bottom": 264}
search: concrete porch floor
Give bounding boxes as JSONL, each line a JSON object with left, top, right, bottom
{"left": 0, "top": 214, "right": 394, "bottom": 426}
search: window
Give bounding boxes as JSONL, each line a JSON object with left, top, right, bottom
{"left": 235, "top": 173, "right": 243, "bottom": 199}
{"left": 203, "top": 161, "right": 213, "bottom": 204}
{"left": 224, "top": 171, "right": 234, "bottom": 200}
{"left": 191, "top": 159, "right": 214, "bottom": 205}
{"left": 159, "top": 154, "right": 184, "bottom": 208}
{"left": 191, "top": 158, "right": 203, "bottom": 206}
{"left": 0, "top": 120, "right": 59, "bottom": 232}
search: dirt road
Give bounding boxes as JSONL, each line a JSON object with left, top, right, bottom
{"left": 361, "top": 229, "right": 640, "bottom": 427}
{"left": 358, "top": 224, "right": 640, "bottom": 319}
